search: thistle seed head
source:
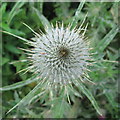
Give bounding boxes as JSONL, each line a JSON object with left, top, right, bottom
{"left": 27, "top": 23, "right": 92, "bottom": 86}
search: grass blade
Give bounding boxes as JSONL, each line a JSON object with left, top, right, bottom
{"left": 101, "top": 84, "right": 118, "bottom": 112}
{"left": 1, "top": 75, "right": 40, "bottom": 91}
{"left": 78, "top": 82, "right": 102, "bottom": 115}
{"left": 6, "top": 81, "right": 43, "bottom": 114}
{"left": 32, "top": 7, "right": 51, "bottom": 29}
{"left": 96, "top": 26, "right": 118, "bottom": 52}
{"left": 70, "top": 0, "right": 85, "bottom": 29}
{"left": 1, "top": 30, "right": 29, "bottom": 42}
{"left": 8, "top": 0, "right": 25, "bottom": 25}
{"left": 38, "top": 1, "right": 43, "bottom": 13}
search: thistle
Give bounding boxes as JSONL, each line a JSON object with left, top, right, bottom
{"left": 26, "top": 23, "right": 92, "bottom": 86}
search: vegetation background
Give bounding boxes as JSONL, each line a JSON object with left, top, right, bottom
{"left": 1, "top": 1, "right": 119, "bottom": 119}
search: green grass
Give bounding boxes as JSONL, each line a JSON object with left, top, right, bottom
{"left": 1, "top": 2, "right": 119, "bottom": 119}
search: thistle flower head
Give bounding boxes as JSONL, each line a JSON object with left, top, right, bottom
{"left": 27, "top": 23, "right": 91, "bottom": 86}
